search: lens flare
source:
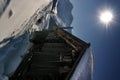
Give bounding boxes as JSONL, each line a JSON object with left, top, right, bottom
{"left": 99, "top": 10, "right": 114, "bottom": 26}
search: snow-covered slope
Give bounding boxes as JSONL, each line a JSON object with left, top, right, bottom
{"left": 0, "top": 0, "right": 52, "bottom": 42}
{"left": 0, "top": 0, "right": 74, "bottom": 79}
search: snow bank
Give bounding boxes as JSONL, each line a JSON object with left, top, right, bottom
{"left": 70, "top": 48, "right": 94, "bottom": 80}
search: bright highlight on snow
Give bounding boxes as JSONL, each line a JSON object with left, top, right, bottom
{"left": 99, "top": 10, "right": 113, "bottom": 25}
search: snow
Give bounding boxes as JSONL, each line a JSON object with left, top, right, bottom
{"left": 36, "top": 0, "right": 73, "bottom": 32}
{"left": 70, "top": 48, "right": 94, "bottom": 80}
{"left": 0, "top": 0, "right": 52, "bottom": 42}
{"left": 46, "top": 0, "right": 73, "bottom": 32}
{"left": 0, "top": 0, "right": 10, "bottom": 17}
{"left": 0, "top": 32, "right": 31, "bottom": 79}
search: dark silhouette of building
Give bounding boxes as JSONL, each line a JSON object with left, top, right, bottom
{"left": 9, "top": 26, "right": 90, "bottom": 80}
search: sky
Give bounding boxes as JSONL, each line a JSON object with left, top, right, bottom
{"left": 70, "top": 0, "right": 120, "bottom": 80}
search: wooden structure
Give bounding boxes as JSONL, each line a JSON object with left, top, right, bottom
{"left": 9, "top": 26, "right": 90, "bottom": 80}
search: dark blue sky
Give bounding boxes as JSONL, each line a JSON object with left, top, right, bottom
{"left": 70, "top": 0, "right": 120, "bottom": 80}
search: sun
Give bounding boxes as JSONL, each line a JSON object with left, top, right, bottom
{"left": 99, "top": 10, "right": 114, "bottom": 26}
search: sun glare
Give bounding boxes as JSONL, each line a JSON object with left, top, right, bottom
{"left": 99, "top": 10, "right": 114, "bottom": 26}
